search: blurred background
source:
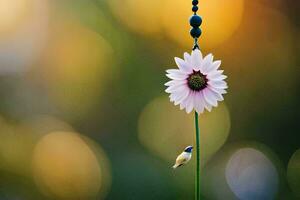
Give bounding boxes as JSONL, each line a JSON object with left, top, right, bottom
{"left": 0, "top": 0, "right": 299, "bottom": 199}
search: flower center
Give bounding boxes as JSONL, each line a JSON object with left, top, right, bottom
{"left": 187, "top": 71, "right": 207, "bottom": 91}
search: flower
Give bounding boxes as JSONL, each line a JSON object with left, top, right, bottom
{"left": 165, "top": 49, "right": 228, "bottom": 114}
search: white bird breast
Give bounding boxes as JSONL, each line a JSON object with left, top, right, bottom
{"left": 179, "top": 152, "right": 192, "bottom": 163}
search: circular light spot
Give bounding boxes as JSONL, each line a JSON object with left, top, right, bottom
{"left": 201, "top": 142, "right": 282, "bottom": 200}
{"left": 138, "top": 95, "right": 230, "bottom": 165}
{"left": 38, "top": 20, "right": 113, "bottom": 119}
{"left": 287, "top": 149, "right": 300, "bottom": 198}
{"left": 162, "top": 0, "right": 244, "bottom": 49}
{"left": 80, "top": 136, "right": 112, "bottom": 199}
{"left": 108, "top": 0, "right": 163, "bottom": 36}
{"left": 32, "top": 131, "right": 108, "bottom": 199}
{"left": 226, "top": 148, "right": 279, "bottom": 200}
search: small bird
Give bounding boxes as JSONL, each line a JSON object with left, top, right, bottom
{"left": 172, "top": 146, "right": 193, "bottom": 169}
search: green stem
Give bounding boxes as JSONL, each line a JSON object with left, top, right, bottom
{"left": 195, "top": 111, "right": 200, "bottom": 200}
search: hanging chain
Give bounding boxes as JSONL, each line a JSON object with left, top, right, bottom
{"left": 190, "top": 0, "right": 202, "bottom": 50}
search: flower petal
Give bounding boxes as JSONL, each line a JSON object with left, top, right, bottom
{"left": 169, "top": 85, "right": 189, "bottom": 104}
{"left": 166, "top": 69, "right": 181, "bottom": 74}
{"left": 174, "top": 89, "right": 189, "bottom": 105}
{"left": 191, "top": 49, "right": 203, "bottom": 70}
{"left": 185, "top": 92, "right": 195, "bottom": 113}
{"left": 212, "top": 75, "right": 227, "bottom": 81}
{"left": 208, "top": 85, "right": 227, "bottom": 94}
{"left": 204, "top": 100, "right": 212, "bottom": 112}
{"left": 194, "top": 91, "right": 205, "bottom": 113}
{"left": 207, "top": 87, "right": 224, "bottom": 101}
{"left": 166, "top": 70, "right": 188, "bottom": 80}
{"left": 180, "top": 91, "right": 191, "bottom": 110}
{"left": 203, "top": 88, "right": 218, "bottom": 107}
{"left": 200, "top": 54, "right": 214, "bottom": 74}
{"left": 207, "top": 70, "right": 226, "bottom": 80}
{"left": 169, "top": 93, "right": 178, "bottom": 102}
{"left": 208, "top": 80, "right": 228, "bottom": 89}
{"left": 174, "top": 57, "right": 192, "bottom": 73}
{"left": 207, "top": 60, "right": 221, "bottom": 73}
{"left": 184, "top": 52, "right": 192, "bottom": 64}
{"left": 164, "top": 80, "right": 186, "bottom": 87}
{"left": 165, "top": 83, "right": 187, "bottom": 93}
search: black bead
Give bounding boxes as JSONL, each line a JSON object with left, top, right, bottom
{"left": 192, "top": 5, "right": 198, "bottom": 12}
{"left": 192, "top": 0, "right": 198, "bottom": 6}
{"left": 189, "top": 15, "right": 202, "bottom": 27}
{"left": 190, "top": 27, "right": 202, "bottom": 38}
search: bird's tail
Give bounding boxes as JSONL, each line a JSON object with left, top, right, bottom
{"left": 172, "top": 164, "right": 182, "bottom": 169}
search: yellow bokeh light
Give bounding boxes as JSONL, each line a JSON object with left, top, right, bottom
{"left": 108, "top": 0, "right": 244, "bottom": 47}
{"left": 32, "top": 131, "right": 109, "bottom": 199}
{"left": 162, "top": 0, "right": 244, "bottom": 49}
{"left": 108, "top": 0, "right": 163, "bottom": 36}
{"left": 138, "top": 95, "right": 230, "bottom": 165}
{"left": 0, "top": 0, "right": 34, "bottom": 36}
{"left": 216, "top": 1, "right": 294, "bottom": 70}
{"left": 37, "top": 20, "right": 114, "bottom": 119}
{"left": 81, "top": 136, "right": 112, "bottom": 199}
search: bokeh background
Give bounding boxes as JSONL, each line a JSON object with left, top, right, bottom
{"left": 0, "top": 0, "right": 299, "bottom": 199}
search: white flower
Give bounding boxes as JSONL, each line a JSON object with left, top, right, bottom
{"left": 165, "top": 49, "right": 228, "bottom": 114}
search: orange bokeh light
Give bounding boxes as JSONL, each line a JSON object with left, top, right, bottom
{"left": 162, "top": 0, "right": 244, "bottom": 49}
